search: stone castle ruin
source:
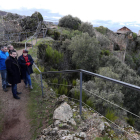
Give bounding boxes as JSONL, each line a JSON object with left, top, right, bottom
{"left": 0, "top": 11, "right": 46, "bottom": 47}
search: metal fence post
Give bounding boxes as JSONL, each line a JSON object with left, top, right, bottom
{"left": 80, "top": 72, "right": 82, "bottom": 115}
{"left": 31, "top": 38, "right": 33, "bottom": 49}
{"left": 26, "top": 33, "right": 27, "bottom": 40}
{"left": 25, "top": 42, "right": 26, "bottom": 50}
{"left": 19, "top": 33, "right": 20, "bottom": 42}
{"left": 36, "top": 35, "right": 37, "bottom": 44}
{"left": 40, "top": 73, "right": 44, "bottom": 97}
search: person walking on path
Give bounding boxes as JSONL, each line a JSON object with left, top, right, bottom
{"left": 5, "top": 50, "right": 22, "bottom": 99}
{"left": 0, "top": 46, "right": 9, "bottom": 92}
{"left": 18, "top": 50, "right": 34, "bottom": 89}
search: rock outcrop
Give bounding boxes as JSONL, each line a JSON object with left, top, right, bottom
{"left": 35, "top": 95, "right": 140, "bottom": 140}
{"left": 0, "top": 11, "right": 44, "bottom": 46}
{"left": 3, "top": 11, "right": 43, "bottom": 33}
{"left": 36, "top": 95, "right": 86, "bottom": 140}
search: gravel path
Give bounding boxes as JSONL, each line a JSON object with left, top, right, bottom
{"left": 0, "top": 47, "right": 32, "bottom": 140}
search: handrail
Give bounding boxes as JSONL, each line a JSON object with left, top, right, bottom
{"left": 42, "top": 69, "right": 140, "bottom": 92}
{"left": 35, "top": 68, "right": 140, "bottom": 139}
{"left": 25, "top": 21, "right": 42, "bottom": 49}
{"left": 80, "top": 69, "right": 140, "bottom": 92}
{"left": 33, "top": 63, "right": 41, "bottom": 73}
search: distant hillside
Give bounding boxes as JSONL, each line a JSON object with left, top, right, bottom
{"left": 0, "top": 10, "right": 8, "bottom": 16}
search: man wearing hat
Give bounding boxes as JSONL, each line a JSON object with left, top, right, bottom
{"left": 18, "top": 50, "right": 34, "bottom": 89}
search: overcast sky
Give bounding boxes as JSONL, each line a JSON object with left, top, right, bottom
{"left": 0, "top": 0, "right": 140, "bottom": 33}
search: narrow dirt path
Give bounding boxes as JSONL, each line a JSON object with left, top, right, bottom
{"left": 0, "top": 47, "right": 32, "bottom": 140}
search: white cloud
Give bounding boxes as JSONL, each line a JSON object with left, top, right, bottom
{"left": 131, "top": 24, "right": 140, "bottom": 27}
{"left": 120, "top": 23, "right": 125, "bottom": 25}
{"left": 1, "top": 0, "right": 140, "bottom": 23}
{"left": 52, "top": 17, "right": 61, "bottom": 19}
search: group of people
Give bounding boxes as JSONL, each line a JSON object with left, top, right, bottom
{"left": 0, "top": 45, "right": 34, "bottom": 99}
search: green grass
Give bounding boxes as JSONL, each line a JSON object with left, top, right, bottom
{"left": 27, "top": 74, "right": 57, "bottom": 140}
{"left": 21, "top": 38, "right": 36, "bottom": 43}
{"left": 105, "top": 109, "right": 118, "bottom": 122}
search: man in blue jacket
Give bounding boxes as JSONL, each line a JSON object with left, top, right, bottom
{"left": 0, "top": 46, "right": 9, "bottom": 92}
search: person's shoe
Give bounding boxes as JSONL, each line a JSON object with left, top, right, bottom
{"left": 17, "top": 92, "right": 22, "bottom": 95}
{"left": 14, "top": 96, "right": 20, "bottom": 99}
{"left": 30, "top": 85, "right": 33, "bottom": 89}
{"left": 3, "top": 88, "right": 8, "bottom": 92}
{"left": 25, "top": 85, "right": 28, "bottom": 88}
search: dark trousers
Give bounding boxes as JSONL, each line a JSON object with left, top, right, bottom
{"left": 12, "top": 84, "right": 17, "bottom": 97}
{"left": 24, "top": 71, "right": 32, "bottom": 86}
{"left": 0, "top": 69, "right": 8, "bottom": 89}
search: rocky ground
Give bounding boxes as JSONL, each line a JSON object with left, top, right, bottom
{"left": 35, "top": 94, "right": 140, "bottom": 140}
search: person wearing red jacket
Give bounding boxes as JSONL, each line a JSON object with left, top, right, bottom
{"left": 18, "top": 50, "right": 34, "bottom": 89}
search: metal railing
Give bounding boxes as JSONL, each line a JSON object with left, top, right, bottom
{"left": 25, "top": 21, "right": 42, "bottom": 49}
{"left": 40, "top": 69, "right": 140, "bottom": 115}
{"left": 32, "top": 67, "right": 140, "bottom": 139}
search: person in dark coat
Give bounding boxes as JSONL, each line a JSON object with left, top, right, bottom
{"left": 18, "top": 50, "right": 34, "bottom": 89}
{"left": 5, "top": 50, "right": 22, "bottom": 99}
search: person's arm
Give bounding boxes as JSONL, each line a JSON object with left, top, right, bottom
{"left": 28, "top": 55, "right": 34, "bottom": 65}
{"left": 5, "top": 59, "right": 15, "bottom": 76}
{"left": 18, "top": 56, "right": 26, "bottom": 66}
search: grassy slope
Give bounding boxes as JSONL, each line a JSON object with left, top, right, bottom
{"left": 27, "top": 38, "right": 56, "bottom": 139}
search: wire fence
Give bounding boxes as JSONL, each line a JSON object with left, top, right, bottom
{"left": 30, "top": 64, "right": 140, "bottom": 140}
{"left": 30, "top": 71, "right": 137, "bottom": 140}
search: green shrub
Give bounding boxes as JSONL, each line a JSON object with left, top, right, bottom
{"left": 47, "top": 29, "right": 60, "bottom": 40}
{"left": 58, "top": 79, "right": 68, "bottom": 95}
{"left": 31, "top": 11, "right": 43, "bottom": 21}
{"left": 73, "top": 90, "right": 88, "bottom": 103}
{"left": 95, "top": 26, "right": 107, "bottom": 35}
{"left": 96, "top": 34, "right": 110, "bottom": 47}
{"left": 34, "top": 66, "right": 44, "bottom": 74}
{"left": 73, "top": 90, "right": 80, "bottom": 100}
{"left": 72, "top": 79, "right": 76, "bottom": 86}
{"left": 46, "top": 45, "right": 63, "bottom": 64}
{"left": 101, "top": 50, "right": 111, "bottom": 56}
{"left": 58, "top": 15, "right": 81, "bottom": 30}
{"left": 100, "top": 55, "right": 140, "bottom": 115}
{"left": 86, "top": 99, "right": 94, "bottom": 108}
{"left": 68, "top": 33, "right": 100, "bottom": 72}
{"left": 126, "top": 116, "right": 135, "bottom": 126}
{"left": 61, "top": 29, "right": 82, "bottom": 39}
{"left": 52, "top": 78, "right": 58, "bottom": 84}
{"left": 79, "top": 22, "right": 95, "bottom": 37}
{"left": 105, "top": 109, "right": 118, "bottom": 122}
{"left": 132, "top": 32, "right": 137, "bottom": 40}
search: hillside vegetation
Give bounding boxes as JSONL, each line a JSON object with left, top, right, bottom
{"left": 35, "top": 15, "right": 140, "bottom": 134}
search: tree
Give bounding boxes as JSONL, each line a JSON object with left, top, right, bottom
{"left": 58, "top": 15, "right": 81, "bottom": 30}
{"left": 68, "top": 33, "right": 100, "bottom": 72}
{"left": 79, "top": 22, "right": 95, "bottom": 37}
